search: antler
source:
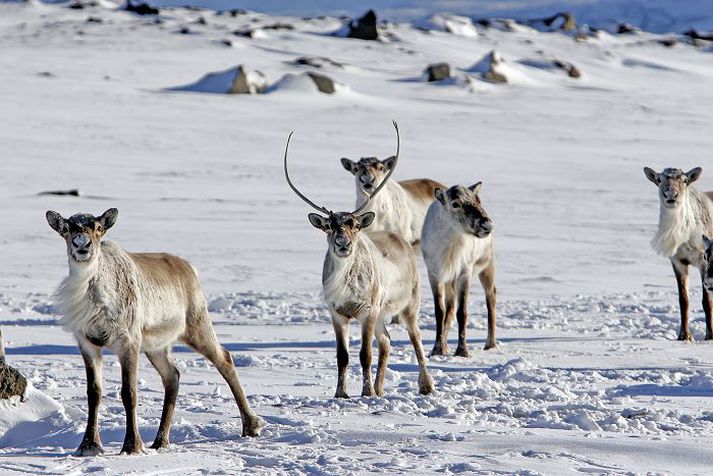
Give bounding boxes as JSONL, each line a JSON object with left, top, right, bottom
{"left": 284, "top": 120, "right": 400, "bottom": 216}
{"left": 353, "top": 120, "right": 400, "bottom": 215}
{"left": 283, "top": 131, "right": 331, "bottom": 215}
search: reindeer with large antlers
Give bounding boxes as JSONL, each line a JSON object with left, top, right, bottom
{"left": 285, "top": 122, "right": 434, "bottom": 398}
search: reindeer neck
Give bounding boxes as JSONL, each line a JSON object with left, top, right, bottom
{"left": 322, "top": 235, "right": 377, "bottom": 315}
{"left": 356, "top": 179, "right": 396, "bottom": 208}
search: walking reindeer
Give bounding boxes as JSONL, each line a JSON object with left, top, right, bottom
{"left": 284, "top": 122, "right": 434, "bottom": 397}
{"left": 421, "top": 183, "right": 496, "bottom": 357}
{"left": 46, "top": 209, "right": 261, "bottom": 455}
{"left": 644, "top": 167, "right": 713, "bottom": 340}
{"left": 341, "top": 156, "right": 444, "bottom": 248}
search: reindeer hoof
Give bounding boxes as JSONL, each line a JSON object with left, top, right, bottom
{"left": 74, "top": 442, "right": 104, "bottom": 457}
{"left": 454, "top": 346, "right": 470, "bottom": 358}
{"left": 374, "top": 388, "right": 385, "bottom": 397}
{"left": 334, "top": 389, "right": 349, "bottom": 399}
{"left": 150, "top": 439, "right": 169, "bottom": 450}
{"left": 706, "top": 332, "right": 713, "bottom": 341}
{"left": 418, "top": 374, "right": 435, "bottom": 395}
{"left": 361, "top": 387, "right": 375, "bottom": 397}
{"left": 429, "top": 343, "right": 449, "bottom": 357}
{"left": 119, "top": 440, "right": 145, "bottom": 455}
{"left": 678, "top": 331, "right": 694, "bottom": 341}
{"left": 241, "top": 414, "right": 263, "bottom": 438}
{"left": 484, "top": 340, "right": 497, "bottom": 351}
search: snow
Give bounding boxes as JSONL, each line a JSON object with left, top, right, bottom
{"left": 2, "top": 0, "right": 713, "bottom": 474}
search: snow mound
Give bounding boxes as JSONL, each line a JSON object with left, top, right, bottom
{"left": 267, "top": 72, "right": 347, "bottom": 95}
{"left": 415, "top": 13, "right": 478, "bottom": 37}
{"left": 169, "top": 65, "right": 267, "bottom": 94}
{"left": 0, "top": 384, "right": 78, "bottom": 448}
{"left": 467, "top": 50, "right": 534, "bottom": 85}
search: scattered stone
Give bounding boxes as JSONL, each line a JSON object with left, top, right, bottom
{"left": 416, "top": 13, "right": 478, "bottom": 37}
{"left": 86, "top": 16, "right": 103, "bottom": 23}
{"left": 228, "top": 66, "right": 268, "bottom": 94}
{"left": 68, "top": 0, "right": 97, "bottom": 9}
{"left": 617, "top": 23, "right": 640, "bottom": 34}
{"left": 306, "top": 72, "right": 336, "bottom": 94}
{"left": 178, "top": 26, "right": 191, "bottom": 35}
{"left": 529, "top": 12, "right": 576, "bottom": 32}
{"left": 124, "top": 1, "right": 159, "bottom": 16}
{"left": 37, "top": 71, "right": 54, "bottom": 78}
{"left": 684, "top": 29, "right": 713, "bottom": 41}
{"left": 261, "top": 23, "right": 294, "bottom": 31}
{"left": 38, "top": 189, "right": 80, "bottom": 196}
{"left": 347, "top": 10, "right": 379, "bottom": 41}
{"left": 290, "top": 56, "right": 343, "bottom": 68}
{"left": 470, "top": 50, "right": 508, "bottom": 84}
{"left": 657, "top": 38, "right": 677, "bottom": 48}
{"left": 172, "top": 65, "right": 267, "bottom": 95}
{"left": 194, "top": 16, "right": 207, "bottom": 25}
{"left": 553, "top": 59, "right": 581, "bottom": 78}
{"left": 424, "top": 62, "right": 451, "bottom": 82}
{"left": 0, "top": 329, "right": 27, "bottom": 401}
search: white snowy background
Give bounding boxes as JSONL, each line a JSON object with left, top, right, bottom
{"left": 2, "top": 0, "right": 713, "bottom": 473}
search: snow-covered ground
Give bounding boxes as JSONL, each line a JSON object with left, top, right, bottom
{"left": 2, "top": 1, "right": 713, "bottom": 474}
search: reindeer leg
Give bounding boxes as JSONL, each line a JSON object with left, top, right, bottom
{"left": 429, "top": 279, "right": 449, "bottom": 356}
{"left": 702, "top": 274, "right": 713, "bottom": 340}
{"left": 479, "top": 261, "right": 497, "bottom": 350}
{"left": 145, "top": 348, "right": 180, "bottom": 449}
{"left": 402, "top": 296, "right": 434, "bottom": 395}
{"left": 373, "top": 319, "right": 390, "bottom": 397}
{"left": 183, "top": 310, "right": 262, "bottom": 437}
{"left": 454, "top": 274, "right": 471, "bottom": 357}
{"left": 673, "top": 260, "right": 693, "bottom": 341}
{"left": 444, "top": 281, "right": 456, "bottom": 353}
{"left": 75, "top": 339, "right": 104, "bottom": 456}
{"left": 360, "top": 313, "right": 377, "bottom": 397}
{"left": 118, "top": 343, "right": 145, "bottom": 455}
{"left": 331, "top": 312, "right": 350, "bottom": 398}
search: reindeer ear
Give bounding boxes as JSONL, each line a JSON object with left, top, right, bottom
{"left": 99, "top": 208, "right": 118, "bottom": 231}
{"left": 46, "top": 210, "right": 66, "bottom": 234}
{"left": 469, "top": 182, "right": 483, "bottom": 195}
{"left": 644, "top": 167, "right": 660, "bottom": 185}
{"left": 435, "top": 188, "right": 446, "bottom": 205}
{"left": 382, "top": 156, "right": 397, "bottom": 171}
{"left": 340, "top": 158, "right": 357, "bottom": 175}
{"left": 704, "top": 234, "right": 713, "bottom": 251}
{"left": 685, "top": 167, "right": 702, "bottom": 184}
{"left": 358, "top": 212, "right": 376, "bottom": 229}
{"left": 308, "top": 213, "right": 329, "bottom": 231}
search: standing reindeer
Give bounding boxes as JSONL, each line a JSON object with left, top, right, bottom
{"left": 421, "top": 183, "right": 496, "bottom": 357}
{"left": 340, "top": 156, "right": 444, "bottom": 248}
{"left": 46, "top": 209, "right": 261, "bottom": 455}
{"left": 644, "top": 167, "right": 713, "bottom": 340}
{"left": 284, "top": 122, "right": 434, "bottom": 398}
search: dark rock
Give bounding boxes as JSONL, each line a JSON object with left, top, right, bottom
{"left": 470, "top": 50, "right": 508, "bottom": 84}
{"left": 475, "top": 19, "right": 491, "bottom": 28}
{"left": 86, "top": 16, "right": 103, "bottom": 23}
{"left": 194, "top": 16, "right": 207, "bottom": 25}
{"left": 233, "top": 29, "right": 255, "bottom": 38}
{"left": 38, "top": 189, "right": 80, "bottom": 196}
{"left": 657, "top": 38, "right": 677, "bottom": 47}
{"left": 306, "top": 72, "right": 336, "bottom": 94}
{"left": 553, "top": 59, "right": 581, "bottom": 78}
{"left": 617, "top": 23, "right": 639, "bottom": 34}
{"left": 262, "top": 23, "right": 294, "bottom": 31}
{"left": 229, "top": 66, "right": 268, "bottom": 94}
{"left": 178, "top": 26, "right": 191, "bottom": 34}
{"left": 684, "top": 29, "right": 713, "bottom": 41}
{"left": 0, "top": 329, "right": 27, "bottom": 401}
{"left": 124, "top": 1, "right": 159, "bottom": 16}
{"left": 529, "top": 12, "right": 576, "bottom": 32}
{"left": 425, "top": 62, "right": 451, "bottom": 82}
{"left": 37, "top": 71, "right": 54, "bottom": 78}
{"left": 228, "top": 9, "right": 246, "bottom": 17}
{"left": 290, "top": 56, "right": 343, "bottom": 68}
{"left": 69, "top": 1, "right": 97, "bottom": 9}
{"left": 347, "top": 10, "right": 379, "bottom": 41}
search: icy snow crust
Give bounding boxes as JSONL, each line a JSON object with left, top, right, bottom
{"left": 2, "top": 1, "right": 713, "bottom": 474}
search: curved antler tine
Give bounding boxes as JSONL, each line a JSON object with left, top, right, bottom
{"left": 353, "top": 120, "right": 400, "bottom": 215}
{"left": 284, "top": 131, "right": 331, "bottom": 215}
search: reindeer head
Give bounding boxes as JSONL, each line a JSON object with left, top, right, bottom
{"left": 308, "top": 212, "right": 376, "bottom": 257}
{"left": 644, "top": 167, "right": 702, "bottom": 209}
{"left": 435, "top": 183, "right": 493, "bottom": 238}
{"left": 46, "top": 209, "right": 118, "bottom": 263}
{"left": 285, "top": 121, "right": 400, "bottom": 259}
{"left": 704, "top": 235, "right": 713, "bottom": 292}
{"left": 341, "top": 156, "right": 396, "bottom": 194}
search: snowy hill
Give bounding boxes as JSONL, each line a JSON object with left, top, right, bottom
{"left": 2, "top": 1, "right": 713, "bottom": 474}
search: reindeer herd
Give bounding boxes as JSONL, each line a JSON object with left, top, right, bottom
{"left": 41, "top": 122, "right": 713, "bottom": 455}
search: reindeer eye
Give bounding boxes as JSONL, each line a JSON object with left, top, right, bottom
{"left": 452, "top": 202, "right": 461, "bottom": 209}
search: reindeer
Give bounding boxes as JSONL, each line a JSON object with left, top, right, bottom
{"left": 46, "top": 209, "right": 261, "bottom": 456}
{"left": 421, "top": 183, "right": 496, "bottom": 357}
{"left": 703, "top": 235, "right": 713, "bottom": 295}
{"left": 284, "top": 121, "right": 434, "bottom": 398}
{"left": 644, "top": 167, "right": 713, "bottom": 340}
{"left": 340, "top": 156, "right": 444, "bottom": 248}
